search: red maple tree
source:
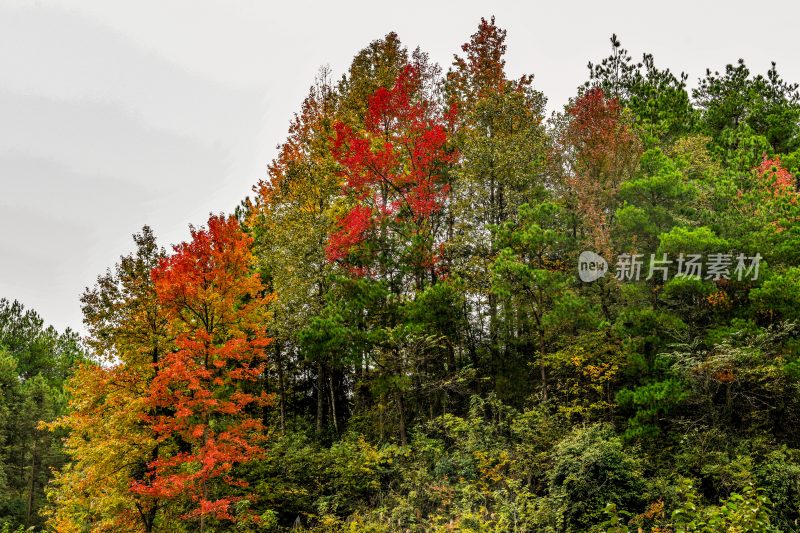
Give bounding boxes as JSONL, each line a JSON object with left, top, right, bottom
{"left": 132, "top": 214, "right": 273, "bottom": 526}
{"left": 327, "top": 65, "right": 457, "bottom": 283}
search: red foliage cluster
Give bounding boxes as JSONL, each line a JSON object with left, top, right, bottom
{"left": 326, "top": 65, "right": 456, "bottom": 268}
{"left": 326, "top": 204, "right": 373, "bottom": 262}
{"left": 757, "top": 156, "right": 797, "bottom": 194}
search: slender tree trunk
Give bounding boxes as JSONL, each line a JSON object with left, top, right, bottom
{"left": 539, "top": 357, "right": 548, "bottom": 402}
{"left": 316, "top": 362, "right": 324, "bottom": 434}
{"left": 379, "top": 394, "right": 385, "bottom": 442}
{"left": 136, "top": 501, "right": 157, "bottom": 533}
{"left": 488, "top": 170, "right": 499, "bottom": 362}
{"left": 488, "top": 293, "right": 498, "bottom": 353}
{"left": 444, "top": 343, "right": 455, "bottom": 414}
{"left": 329, "top": 372, "right": 339, "bottom": 434}
{"left": 397, "top": 393, "right": 408, "bottom": 446}
{"left": 537, "top": 323, "right": 548, "bottom": 402}
{"left": 25, "top": 439, "right": 37, "bottom": 528}
{"left": 276, "top": 342, "right": 286, "bottom": 433}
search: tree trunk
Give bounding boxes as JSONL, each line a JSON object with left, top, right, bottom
{"left": 316, "top": 362, "right": 324, "bottom": 434}
{"left": 329, "top": 372, "right": 339, "bottom": 434}
{"left": 540, "top": 356, "right": 548, "bottom": 402}
{"left": 276, "top": 342, "right": 286, "bottom": 433}
{"left": 25, "top": 438, "right": 37, "bottom": 528}
{"left": 397, "top": 393, "right": 408, "bottom": 446}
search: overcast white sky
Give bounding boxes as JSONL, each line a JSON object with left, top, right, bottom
{"left": 1, "top": 0, "right": 798, "bottom": 333}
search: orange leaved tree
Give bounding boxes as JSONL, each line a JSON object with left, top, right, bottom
{"left": 132, "top": 214, "right": 273, "bottom": 529}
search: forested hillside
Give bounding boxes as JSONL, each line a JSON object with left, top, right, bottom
{"left": 3, "top": 17, "right": 800, "bottom": 532}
